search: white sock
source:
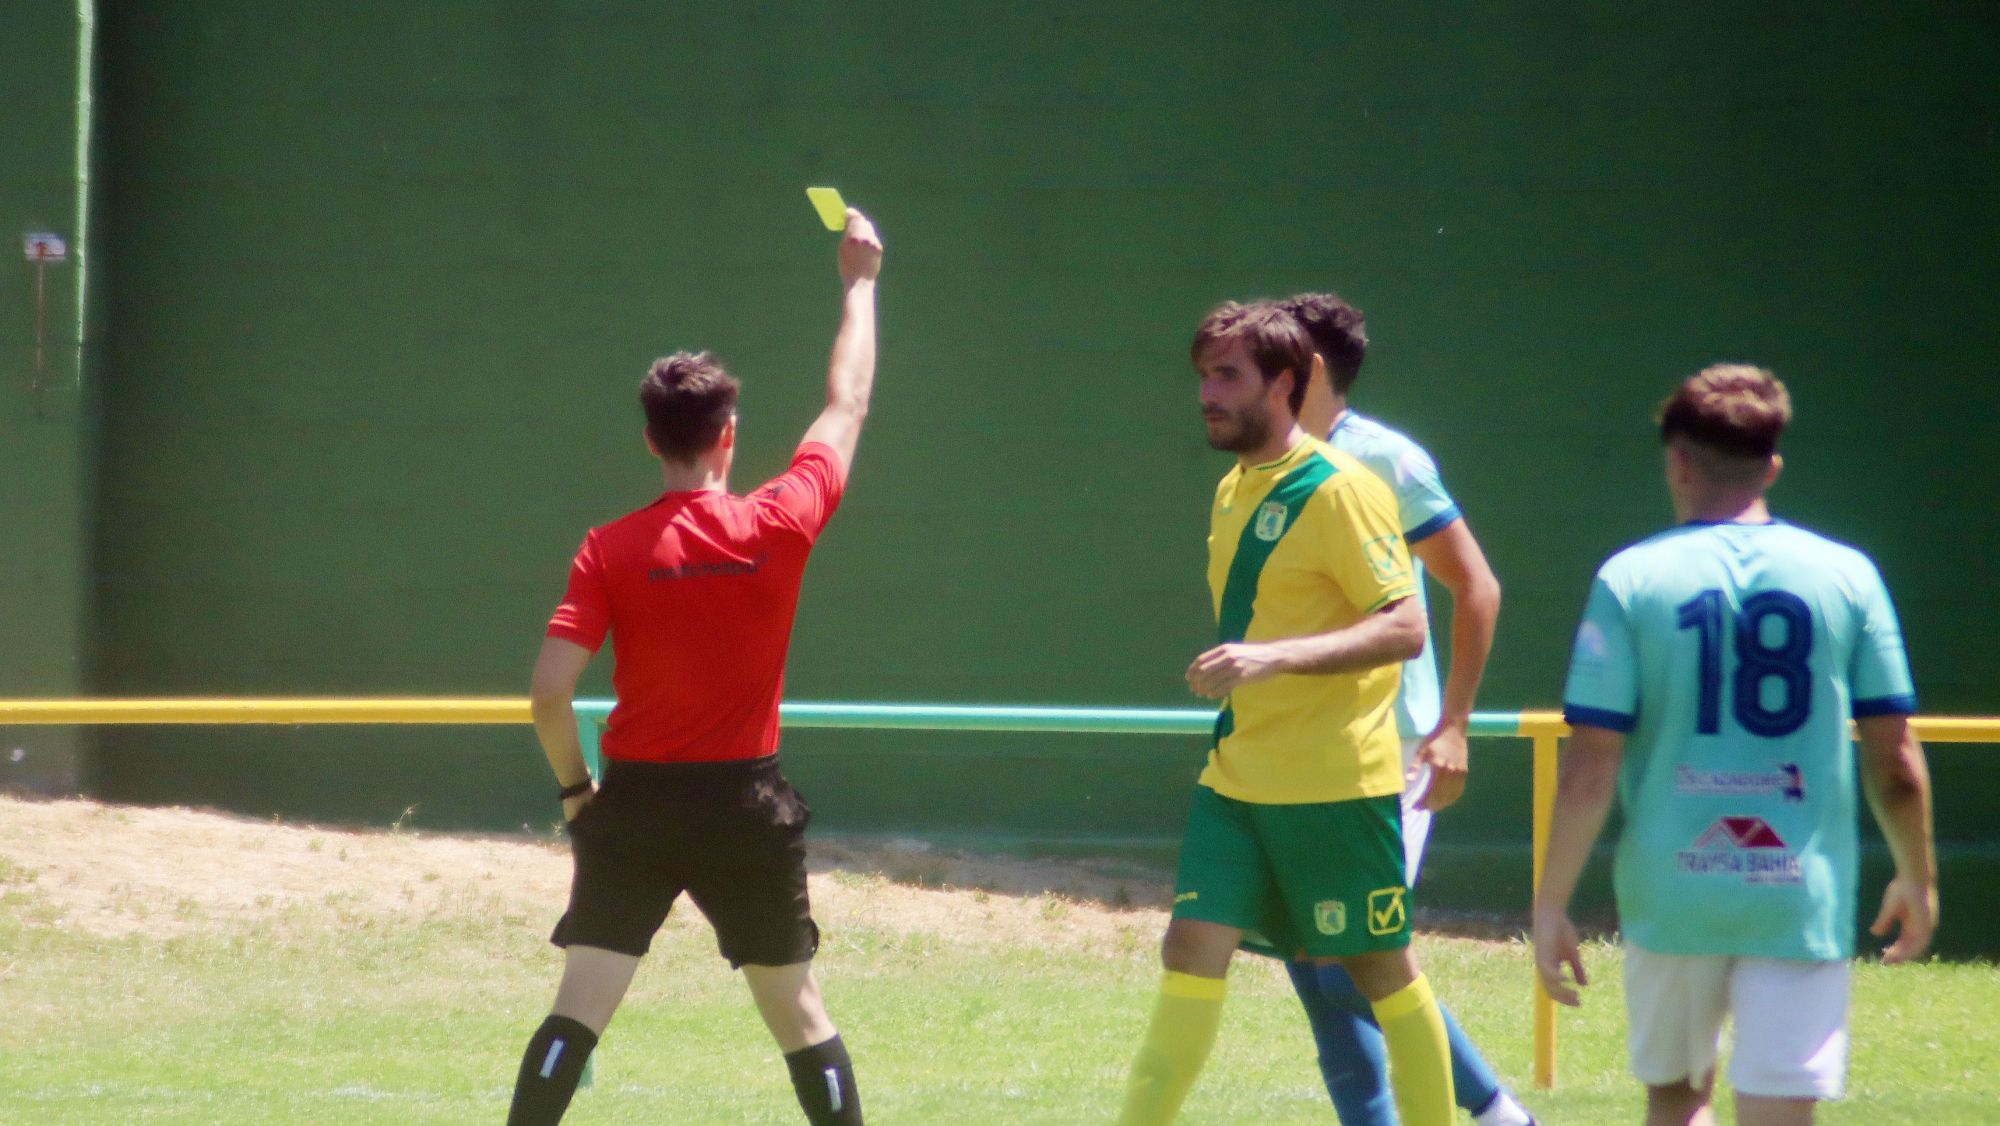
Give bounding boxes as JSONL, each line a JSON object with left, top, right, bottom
{"left": 1474, "top": 1089, "right": 1534, "bottom": 1126}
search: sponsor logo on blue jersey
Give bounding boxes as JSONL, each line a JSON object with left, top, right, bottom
{"left": 1673, "top": 762, "right": 1805, "bottom": 802}
{"left": 1676, "top": 815, "right": 1803, "bottom": 884}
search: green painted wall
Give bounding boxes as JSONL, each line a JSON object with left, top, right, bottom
{"left": 1, "top": 2, "right": 93, "bottom": 795}
{"left": 67, "top": 4, "right": 2000, "bottom": 944}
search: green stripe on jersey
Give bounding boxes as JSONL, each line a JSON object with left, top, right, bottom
{"left": 1212, "top": 454, "right": 1338, "bottom": 746}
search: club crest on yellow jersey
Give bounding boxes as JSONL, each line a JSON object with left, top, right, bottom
{"left": 1253, "top": 501, "right": 1288, "bottom": 542}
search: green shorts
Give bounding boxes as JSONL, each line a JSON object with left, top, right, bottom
{"left": 1172, "top": 785, "right": 1410, "bottom": 958}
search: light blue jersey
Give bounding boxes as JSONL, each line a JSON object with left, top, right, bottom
{"left": 1326, "top": 411, "right": 1462, "bottom": 740}
{"left": 1562, "top": 521, "right": 1917, "bottom": 960}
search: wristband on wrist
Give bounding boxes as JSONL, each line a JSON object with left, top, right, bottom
{"left": 557, "top": 779, "right": 593, "bottom": 801}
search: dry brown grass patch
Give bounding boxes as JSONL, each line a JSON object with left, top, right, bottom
{"left": 0, "top": 797, "right": 1171, "bottom": 952}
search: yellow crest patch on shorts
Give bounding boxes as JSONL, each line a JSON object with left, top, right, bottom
{"left": 1314, "top": 899, "right": 1348, "bottom": 936}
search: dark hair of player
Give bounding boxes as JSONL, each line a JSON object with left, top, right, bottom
{"left": 1658, "top": 364, "right": 1793, "bottom": 485}
{"left": 1281, "top": 292, "right": 1369, "bottom": 395}
{"left": 640, "top": 351, "right": 741, "bottom": 463}
{"left": 1190, "top": 301, "right": 1315, "bottom": 415}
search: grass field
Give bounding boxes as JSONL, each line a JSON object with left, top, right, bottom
{"left": 1, "top": 797, "right": 1994, "bottom": 1124}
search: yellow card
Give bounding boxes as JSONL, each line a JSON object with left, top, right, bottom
{"left": 806, "top": 186, "right": 847, "bottom": 231}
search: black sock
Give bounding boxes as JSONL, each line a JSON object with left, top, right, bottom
{"left": 784, "top": 1033, "right": 863, "bottom": 1124}
{"left": 507, "top": 1015, "right": 598, "bottom": 1126}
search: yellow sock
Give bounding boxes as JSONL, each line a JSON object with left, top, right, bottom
{"left": 1370, "top": 972, "right": 1455, "bottom": 1126}
{"left": 1117, "top": 971, "right": 1226, "bottom": 1125}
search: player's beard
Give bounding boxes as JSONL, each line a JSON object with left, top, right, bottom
{"left": 1204, "top": 401, "right": 1274, "bottom": 453}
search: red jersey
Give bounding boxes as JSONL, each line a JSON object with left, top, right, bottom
{"left": 546, "top": 443, "right": 846, "bottom": 763}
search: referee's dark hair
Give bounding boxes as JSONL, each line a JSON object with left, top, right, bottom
{"left": 641, "top": 351, "right": 741, "bottom": 463}
{"left": 1282, "top": 292, "right": 1369, "bottom": 395}
{"left": 1191, "top": 301, "right": 1315, "bottom": 415}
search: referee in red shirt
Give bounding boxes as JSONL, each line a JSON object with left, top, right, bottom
{"left": 507, "top": 208, "right": 884, "bottom": 1125}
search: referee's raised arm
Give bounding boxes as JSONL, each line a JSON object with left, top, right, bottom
{"left": 801, "top": 209, "right": 883, "bottom": 471}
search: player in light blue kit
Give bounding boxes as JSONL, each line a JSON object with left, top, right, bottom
{"left": 1535, "top": 365, "right": 1938, "bottom": 1126}
{"left": 1284, "top": 293, "right": 1533, "bottom": 1126}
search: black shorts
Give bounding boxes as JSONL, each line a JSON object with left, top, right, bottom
{"left": 551, "top": 754, "right": 818, "bottom": 967}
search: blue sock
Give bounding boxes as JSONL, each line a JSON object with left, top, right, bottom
{"left": 1441, "top": 999, "right": 1502, "bottom": 1115}
{"left": 1292, "top": 961, "right": 1508, "bottom": 1120}
{"left": 1287, "top": 960, "right": 1394, "bottom": 1126}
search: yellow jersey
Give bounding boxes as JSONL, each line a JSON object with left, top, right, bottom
{"left": 1200, "top": 437, "right": 1418, "bottom": 804}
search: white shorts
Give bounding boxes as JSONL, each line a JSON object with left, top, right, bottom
{"left": 1623, "top": 943, "right": 1851, "bottom": 1100}
{"left": 1399, "top": 737, "right": 1433, "bottom": 885}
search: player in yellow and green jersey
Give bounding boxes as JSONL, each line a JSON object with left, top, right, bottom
{"left": 1117, "top": 301, "right": 1454, "bottom": 1126}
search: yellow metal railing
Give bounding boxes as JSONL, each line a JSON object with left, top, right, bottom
{"left": 0, "top": 697, "right": 1987, "bottom": 1091}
